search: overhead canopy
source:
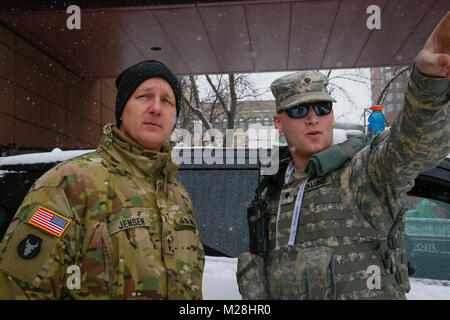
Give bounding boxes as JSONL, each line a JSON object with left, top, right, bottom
{"left": 0, "top": 0, "right": 448, "bottom": 77}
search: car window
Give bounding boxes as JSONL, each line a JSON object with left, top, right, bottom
{"left": 403, "top": 196, "right": 450, "bottom": 281}
{"left": 406, "top": 197, "right": 450, "bottom": 219}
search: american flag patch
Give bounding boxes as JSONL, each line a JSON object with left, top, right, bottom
{"left": 29, "top": 206, "right": 71, "bottom": 237}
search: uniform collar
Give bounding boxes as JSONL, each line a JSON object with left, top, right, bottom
{"left": 97, "top": 123, "right": 178, "bottom": 181}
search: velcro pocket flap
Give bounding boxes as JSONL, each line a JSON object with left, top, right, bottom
{"left": 174, "top": 212, "right": 197, "bottom": 231}
{"left": 296, "top": 246, "right": 334, "bottom": 299}
{"left": 0, "top": 222, "right": 58, "bottom": 286}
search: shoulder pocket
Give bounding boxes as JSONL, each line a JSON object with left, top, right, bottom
{"left": 0, "top": 221, "right": 58, "bottom": 286}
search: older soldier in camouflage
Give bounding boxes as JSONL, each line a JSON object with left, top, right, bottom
{"left": 237, "top": 13, "right": 450, "bottom": 300}
{"left": 0, "top": 60, "right": 204, "bottom": 299}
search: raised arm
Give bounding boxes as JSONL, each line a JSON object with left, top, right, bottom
{"left": 366, "top": 13, "right": 450, "bottom": 213}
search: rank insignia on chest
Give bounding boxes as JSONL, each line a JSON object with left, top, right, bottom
{"left": 28, "top": 206, "right": 71, "bottom": 237}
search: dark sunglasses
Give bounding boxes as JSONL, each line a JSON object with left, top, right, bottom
{"left": 277, "top": 102, "right": 333, "bottom": 118}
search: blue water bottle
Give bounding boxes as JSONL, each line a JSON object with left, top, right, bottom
{"left": 367, "top": 105, "right": 386, "bottom": 141}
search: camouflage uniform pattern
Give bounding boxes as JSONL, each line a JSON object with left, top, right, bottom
{"left": 270, "top": 70, "right": 336, "bottom": 110}
{"left": 238, "top": 65, "right": 449, "bottom": 300}
{"left": 237, "top": 252, "right": 268, "bottom": 300}
{"left": 0, "top": 123, "right": 204, "bottom": 299}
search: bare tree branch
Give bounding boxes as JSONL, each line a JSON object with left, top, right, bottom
{"left": 182, "top": 96, "right": 212, "bottom": 129}
{"left": 178, "top": 72, "right": 265, "bottom": 132}
{"left": 228, "top": 73, "right": 238, "bottom": 129}
{"left": 329, "top": 73, "right": 371, "bottom": 81}
{"left": 189, "top": 75, "right": 202, "bottom": 108}
{"left": 205, "top": 74, "right": 228, "bottom": 111}
{"left": 376, "top": 66, "right": 410, "bottom": 105}
{"left": 329, "top": 75, "right": 371, "bottom": 86}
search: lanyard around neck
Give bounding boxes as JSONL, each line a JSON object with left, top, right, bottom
{"left": 275, "top": 161, "right": 309, "bottom": 251}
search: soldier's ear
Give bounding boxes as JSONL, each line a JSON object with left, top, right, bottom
{"left": 273, "top": 114, "right": 283, "bottom": 134}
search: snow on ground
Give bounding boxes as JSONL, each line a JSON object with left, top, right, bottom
{"left": 407, "top": 278, "right": 450, "bottom": 300}
{"left": 203, "top": 256, "right": 450, "bottom": 300}
{"left": 203, "top": 256, "right": 241, "bottom": 300}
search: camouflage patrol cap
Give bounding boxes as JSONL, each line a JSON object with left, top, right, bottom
{"left": 271, "top": 71, "right": 336, "bottom": 110}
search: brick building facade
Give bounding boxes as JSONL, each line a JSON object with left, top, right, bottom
{"left": 371, "top": 65, "right": 410, "bottom": 126}
{"left": 0, "top": 24, "right": 117, "bottom": 152}
{"left": 210, "top": 100, "right": 275, "bottom": 132}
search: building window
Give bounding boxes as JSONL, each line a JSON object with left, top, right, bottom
{"left": 222, "top": 118, "right": 228, "bottom": 130}
{"left": 386, "top": 93, "right": 393, "bottom": 102}
{"left": 263, "top": 117, "right": 270, "bottom": 126}
{"left": 255, "top": 117, "right": 262, "bottom": 125}
{"left": 385, "top": 72, "right": 392, "bottom": 81}
{"left": 214, "top": 119, "right": 220, "bottom": 130}
{"left": 387, "top": 105, "right": 393, "bottom": 113}
{"left": 247, "top": 117, "right": 254, "bottom": 128}
{"left": 238, "top": 118, "right": 245, "bottom": 129}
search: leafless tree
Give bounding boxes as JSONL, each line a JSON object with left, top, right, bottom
{"left": 179, "top": 73, "right": 262, "bottom": 131}
{"left": 374, "top": 66, "right": 410, "bottom": 106}
{"left": 321, "top": 69, "right": 372, "bottom": 123}
{"left": 178, "top": 75, "right": 213, "bottom": 131}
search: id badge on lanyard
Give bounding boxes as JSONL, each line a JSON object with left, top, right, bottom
{"left": 275, "top": 161, "right": 309, "bottom": 251}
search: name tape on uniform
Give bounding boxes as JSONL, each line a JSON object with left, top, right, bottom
{"left": 109, "top": 216, "right": 152, "bottom": 235}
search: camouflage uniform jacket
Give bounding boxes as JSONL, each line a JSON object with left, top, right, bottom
{"left": 0, "top": 123, "right": 205, "bottom": 299}
{"left": 237, "top": 65, "right": 449, "bottom": 300}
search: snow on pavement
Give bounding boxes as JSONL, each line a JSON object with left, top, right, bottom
{"left": 203, "top": 256, "right": 450, "bottom": 300}
{"left": 203, "top": 256, "right": 241, "bottom": 300}
{"left": 407, "top": 278, "right": 450, "bottom": 300}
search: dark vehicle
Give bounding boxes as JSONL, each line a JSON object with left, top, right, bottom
{"left": 0, "top": 148, "right": 449, "bottom": 280}
{"left": 0, "top": 147, "right": 262, "bottom": 258}
{"left": 403, "top": 157, "right": 450, "bottom": 281}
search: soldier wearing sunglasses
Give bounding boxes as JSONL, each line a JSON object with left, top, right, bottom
{"left": 237, "top": 13, "right": 450, "bottom": 300}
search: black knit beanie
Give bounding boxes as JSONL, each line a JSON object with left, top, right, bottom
{"left": 115, "top": 60, "right": 181, "bottom": 128}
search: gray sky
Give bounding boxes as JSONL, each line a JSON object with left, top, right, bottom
{"left": 197, "top": 68, "right": 373, "bottom": 126}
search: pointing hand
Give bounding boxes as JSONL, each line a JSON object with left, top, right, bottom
{"left": 416, "top": 12, "right": 450, "bottom": 80}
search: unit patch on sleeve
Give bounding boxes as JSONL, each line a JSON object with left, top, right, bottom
{"left": 17, "top": 234, "right": 42, "bottom": 259}
{"left": 28, "top": 206, "right": 71, "bottom": 237}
